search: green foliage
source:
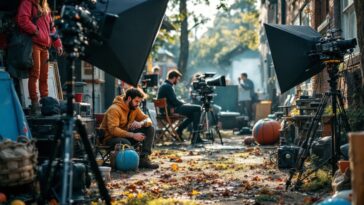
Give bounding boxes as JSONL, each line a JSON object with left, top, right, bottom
{"left": 189, "top": 0, "right": 259, "bottom": 69}
{"left": 302, "top": 169, "right": 332, "bottom": 192}
{"left": 152, "top": 0, "right": 219, "bottom": 64}
{"left": 151, "top": 28, "right": 178, "bottom": 57}
{"left": 346, "top": 105, "right": 364, "bottom": 131}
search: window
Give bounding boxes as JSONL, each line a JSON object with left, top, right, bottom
{"left": 341, "top": 0, "right": 358, "bottom": 52}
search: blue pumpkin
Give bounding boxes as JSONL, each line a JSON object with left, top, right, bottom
{"left": 318, "top": 198, "right": 351, "bottom": 205}
{"left": 115, "top": 148, "right": 139, "bottom": 171}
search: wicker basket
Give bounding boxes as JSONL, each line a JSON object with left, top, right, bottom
{"left": 0, "top": 138, "right": 37, "bottom": 187}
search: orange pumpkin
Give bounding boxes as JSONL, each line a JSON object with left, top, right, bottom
{"left": 253, "top": 119, "right": 281, "bottom": 145}
{"left": 0, "top": 193, "right": 7, "bottom": 203}
{"left": 49, "top": 199, "right": 58, "bottom": 205}
{"left": 10, "top": 199, "right": 25, "bottom": 205}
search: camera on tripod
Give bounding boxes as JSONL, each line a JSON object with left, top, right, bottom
{"left": 265, "top": 24, "right": 357, "bottom": 190}
{"left": 192, "top": 72, "right": 226, "bottom": 97}
{"left": 313, "top": 29, "right": 357, "bottom": 60}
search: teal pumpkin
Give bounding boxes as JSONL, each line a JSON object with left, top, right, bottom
{"left": 115, "top": 148, "right": 139, "bottom": 171}
{"left": 318, "top": 198, "right": 351, "bottom": 205}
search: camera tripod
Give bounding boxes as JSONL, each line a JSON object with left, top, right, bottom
{"left": 39, "top": 7, "right": 111, "bottom": 204}
{"left": 193, "top": 94, "right": 223, "bottom": 145}
{"left": 40, "top": 58, "right": 111, "bottom": 205}
{"left": 286, "top": 60, "right": 351, "bottom": 190}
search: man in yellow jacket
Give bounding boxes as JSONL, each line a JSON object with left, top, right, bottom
{"left": 100, "top": 88, "right": 158, "bottom": 169}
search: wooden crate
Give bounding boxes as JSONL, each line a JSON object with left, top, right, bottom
{"left": 255, "top": 100, "right": 272, "bottom": 121}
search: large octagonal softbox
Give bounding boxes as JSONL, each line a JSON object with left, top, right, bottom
{"left": 264, "top": 24, "right": 325, "bottom": 93}
{"left": 83, "top": 0, "right": 169, "bottom": 85}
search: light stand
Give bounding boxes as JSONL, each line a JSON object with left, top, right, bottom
{"left": 286, "top": 60, "right": 351, "bottom": 190}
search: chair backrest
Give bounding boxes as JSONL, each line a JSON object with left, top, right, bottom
{"left": 95, "top": 113, "right": 105, "bottom": 127}
{"left": 153, "top": 98, "right": 168, "bottom": 115}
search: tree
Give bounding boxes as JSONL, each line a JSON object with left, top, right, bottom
{"left": 164, "top": 0, "right": 228, "bottom": 77}
{"left": 189, "top": 0, "right": 259, "bottom": 70}
{"left": 178, "top": 0, "right": 188, "bottom": 75}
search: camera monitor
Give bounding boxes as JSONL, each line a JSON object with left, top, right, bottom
{"left": 142, "top": 74, "right": 159, "bottom": 87}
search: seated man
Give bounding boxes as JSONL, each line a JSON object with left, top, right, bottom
{"left": 157, "top": 70, "right": 204, "bottom": 144}
{"left": 100, "top": 88, "right": 158, "bottom": 169}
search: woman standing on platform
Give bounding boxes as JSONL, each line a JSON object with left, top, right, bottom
{"left": 17, "top": 0, "right": 63, "bottom": 115}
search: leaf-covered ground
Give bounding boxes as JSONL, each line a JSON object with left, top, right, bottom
{"left": 96, "top": 132, "right": 331, "bottom": 204}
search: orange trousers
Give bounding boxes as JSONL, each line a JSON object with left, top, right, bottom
{"left": 29, "top": 44, "right": 49, "bottom": 102}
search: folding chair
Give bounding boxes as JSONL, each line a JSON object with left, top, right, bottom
{"left": 94, "top": 114, "right": 113, "bottom": 165}
{"left": 153, "top": 98, "right": 185, "bottom": 143}
{"left": 94, "top": 128, "right": 113, "bottom": 165}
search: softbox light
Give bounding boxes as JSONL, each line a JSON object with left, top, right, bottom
{"left": 264, "top": 23, "right": 325, "bottom": 93}
{"left": 0, "top": 0, "right": 19, "bottom": 11}
{"left": 83, "top": 0, "right": 169, "bottom": 85}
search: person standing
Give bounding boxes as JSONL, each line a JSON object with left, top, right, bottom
{"left": 17, "top": 0, "right": 63, "bottom": 115}
{"left": 238, "top": 73, "right": 256, "bottom": 120}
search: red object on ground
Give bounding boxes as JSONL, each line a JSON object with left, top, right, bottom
{"left": 0, "top": 192, "right": 7, "bottom": 203}
{"left": 338, "top": 160, "right": 350, "bottom": 173}
{"left": 252, "top": 119, "right": 281, "bottom": 145}
{"left": 0, "top": 33, "right": 7, "bottom": 49}
{"left": 94, "top": 113, "right": 105, "bottom": 126}
{"left": 74, "top": 93, "right": 83, "bottom": 102}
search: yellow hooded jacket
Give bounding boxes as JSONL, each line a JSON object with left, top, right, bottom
{"left": 100, "top": 96, "right": 152, "bottom": 144}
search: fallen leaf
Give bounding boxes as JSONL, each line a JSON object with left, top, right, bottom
{"left": 171, "top": 163, "right": 179, "bottom": 172}
{"left": 252, "top": 176, "right": 261, "bottom": 181}
{"left": 137, "top": 192, "right": 144, "bottom": 199}
{"left": 127, "top": 193, "right": 134, "bottom": 199}
{"left": 190, "top": 189, "right": 200, "bottom": 196}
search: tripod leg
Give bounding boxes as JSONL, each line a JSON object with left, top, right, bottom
{"left": 205, "top": 111, "right": 212, "bottom": 142}
{"left": 193, "top": 111, "right": 205, "bottom": 145}
{"left": 287, "top": 93, "right": 329, "bottom": 190}
{"left": 40, "top": 120, "right": 64, "bottom": 203}
{"left": 60, "top": 117, "right": 74, "bottom": 205}
{"left": 337, "top": 93, "right": 351, "bottom": 132}
{"left": 75, "top": 120, "right": 111, "bottom": 205}
{"left": 210, "top": 111, "right": 223, "bottom": 145}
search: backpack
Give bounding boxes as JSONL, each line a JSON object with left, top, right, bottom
{"left": 6, "top": 2, "right": 40, "bottom": 79}
{"left": 40, "top": 97, "right": 61, "bottom": 116}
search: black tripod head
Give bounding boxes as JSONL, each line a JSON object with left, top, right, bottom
{"left": 200, "top": 93, "right": 215, "bottom": 111}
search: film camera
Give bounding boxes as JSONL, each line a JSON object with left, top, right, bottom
{"left": 192, "top": 73, "right": 226, "bottom": 95}
{"left": 192, "top": 73, "right": 226, "bottom": 110}
{"left": 313, "top": 29, "right": 357, "bottom": 60}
